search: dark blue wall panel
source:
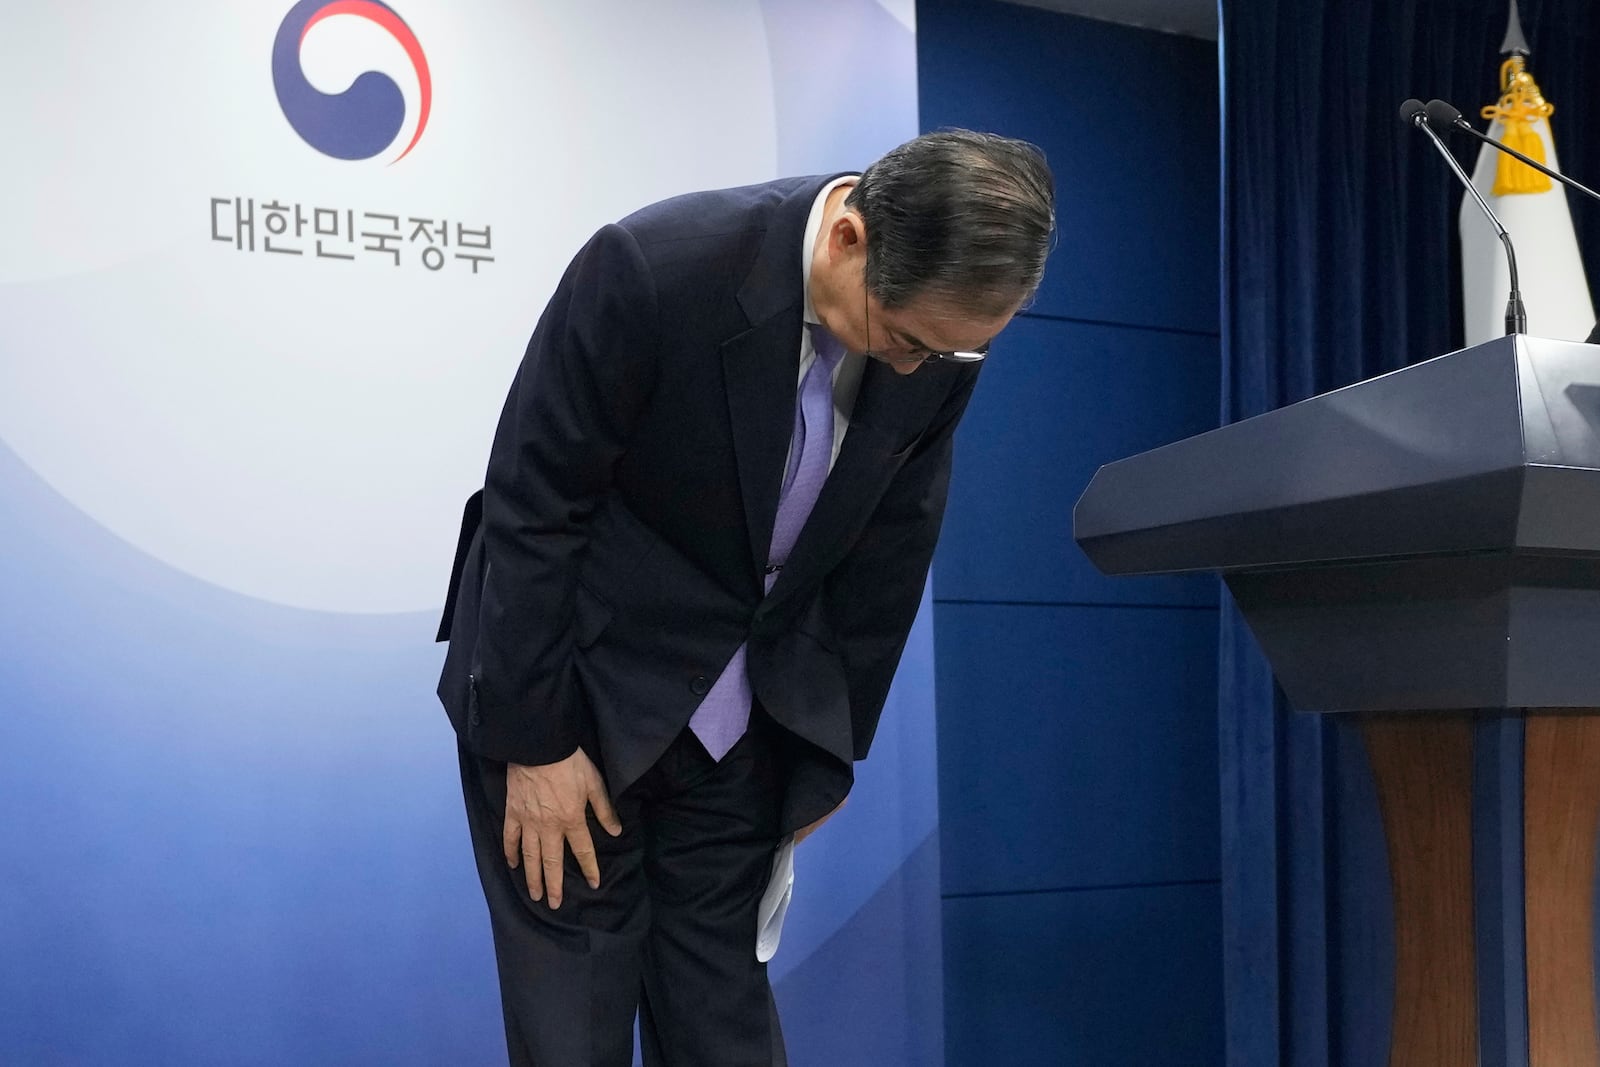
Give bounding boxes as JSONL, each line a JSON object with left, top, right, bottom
{"left": 935, "top": 603, "right": 1220, "bottom": 895}
{"left": 921, "top": 0, "right": 1223, "bottom": 1058}
{"left": 918, "top": 0, "right": 1221, "bottom": 334}
{"left": 936, "top": 315, "right": 1220, "bottom": 607}
{"left": 942, "top": 883, "right": 1224, "bottom": 1066}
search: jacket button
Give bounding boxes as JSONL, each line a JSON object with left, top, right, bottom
{"left": 469, "top": 711, "right": 482, "bottom": 727}
{"left": 690, "top": 675, "right": 711, "bottom": 696}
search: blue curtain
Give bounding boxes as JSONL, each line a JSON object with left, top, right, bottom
{"left": 1219, "top": 1, "right": 1600, "bottom": 1063}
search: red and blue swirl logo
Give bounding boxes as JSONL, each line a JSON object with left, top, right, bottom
{"left": 271, "top": 0, "right": 432, "bottom": 163}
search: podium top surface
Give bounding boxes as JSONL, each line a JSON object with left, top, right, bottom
{"left": 1074, "top": 335, "right": 1600, "bottom": 575}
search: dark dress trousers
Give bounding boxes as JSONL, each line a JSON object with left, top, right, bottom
{"left": 436, "top": 174, "right": 981, "bottom": 1065}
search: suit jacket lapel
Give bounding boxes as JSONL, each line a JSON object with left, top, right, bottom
{"left": 719, "top": 174, "right": 846, "bottom": 591}
{"left": 764, "top": 357, "right": 952, "bottom": 609}
{"left": 722, "top": 314, "right": 801, "bottom": 589}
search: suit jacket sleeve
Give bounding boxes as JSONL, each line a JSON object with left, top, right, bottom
{"left": 827, "top": 363, "right": 983, "bottom": 762}
{"left": 469, "top": 223, "right": 660, "bottom": 766}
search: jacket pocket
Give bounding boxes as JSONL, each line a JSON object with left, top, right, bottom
{"left": 790, "top": 596, "right": 840, "bottom": 654}
{"left": 573, "top": 581, "right": 616, "bottom": 649}
{"left": 887, "top": 432, "right": 923, "bottom": 461}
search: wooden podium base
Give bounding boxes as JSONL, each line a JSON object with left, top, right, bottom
{"left": 1362, "top": 714, "right": 1600, "bottom": 1067}
{"left": 1363, "top": 717, "right": 1477, "bottom": 1066}
{"left": 1526, "top": 716, "right": 1600, "bottom": 1066}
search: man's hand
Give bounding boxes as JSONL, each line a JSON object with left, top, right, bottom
{"left": 793, "top": 798, "right": 846, "bottom": 845}
{"left": 503, "top": 748, "right": 622, "bottom": 909}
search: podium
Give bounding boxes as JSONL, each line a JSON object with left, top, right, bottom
{"left": 1074, "top": 335, "right": 1600, "bottom": 1066}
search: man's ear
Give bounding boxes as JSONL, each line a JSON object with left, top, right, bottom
{"left": 827, "top": 211, "right": 865, "bottom": 258}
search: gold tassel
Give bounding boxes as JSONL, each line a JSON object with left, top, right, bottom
{"left": 1496, "top": 118, "right": 1551, "bottom": 194}
{"left": 1482, "top": 56, "right": 1555, "bottom": 196}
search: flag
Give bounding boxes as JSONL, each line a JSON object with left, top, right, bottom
{"left": 1459, "top": 0, "right": 1595, "bottom": 346}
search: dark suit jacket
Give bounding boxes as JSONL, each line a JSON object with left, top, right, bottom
{"left": 436, "top": 175, "right": 981, "bottom": 832}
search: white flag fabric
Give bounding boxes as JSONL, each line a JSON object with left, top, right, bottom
{"left": 1460, "top": 94, "right": 1595, "bottom": 346}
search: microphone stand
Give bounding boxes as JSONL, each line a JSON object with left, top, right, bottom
{"left": 1405, "top": 106, "right": 1528, "bottom": 335}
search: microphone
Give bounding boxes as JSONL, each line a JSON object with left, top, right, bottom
{"left": 1425, "top": 99, "right": 1600, "bottom": 207}
{"left": 1399, "top": 98, "right": 1527, "bottom": 335}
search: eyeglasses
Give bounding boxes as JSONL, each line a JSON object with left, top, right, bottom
{"left": 862, "top": 282, "right": 989, "bottom": 365}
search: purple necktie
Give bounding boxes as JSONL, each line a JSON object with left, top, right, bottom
{"left": 689, "top": 324, "right": 845, "bottom": 760}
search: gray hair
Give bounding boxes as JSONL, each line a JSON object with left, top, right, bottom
{"left": 845, "top": 129, "right": 1056, "bottom": 317}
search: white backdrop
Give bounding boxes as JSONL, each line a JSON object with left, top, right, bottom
{"left": 3, "top": 1, "right": 785, "bottom": 614}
